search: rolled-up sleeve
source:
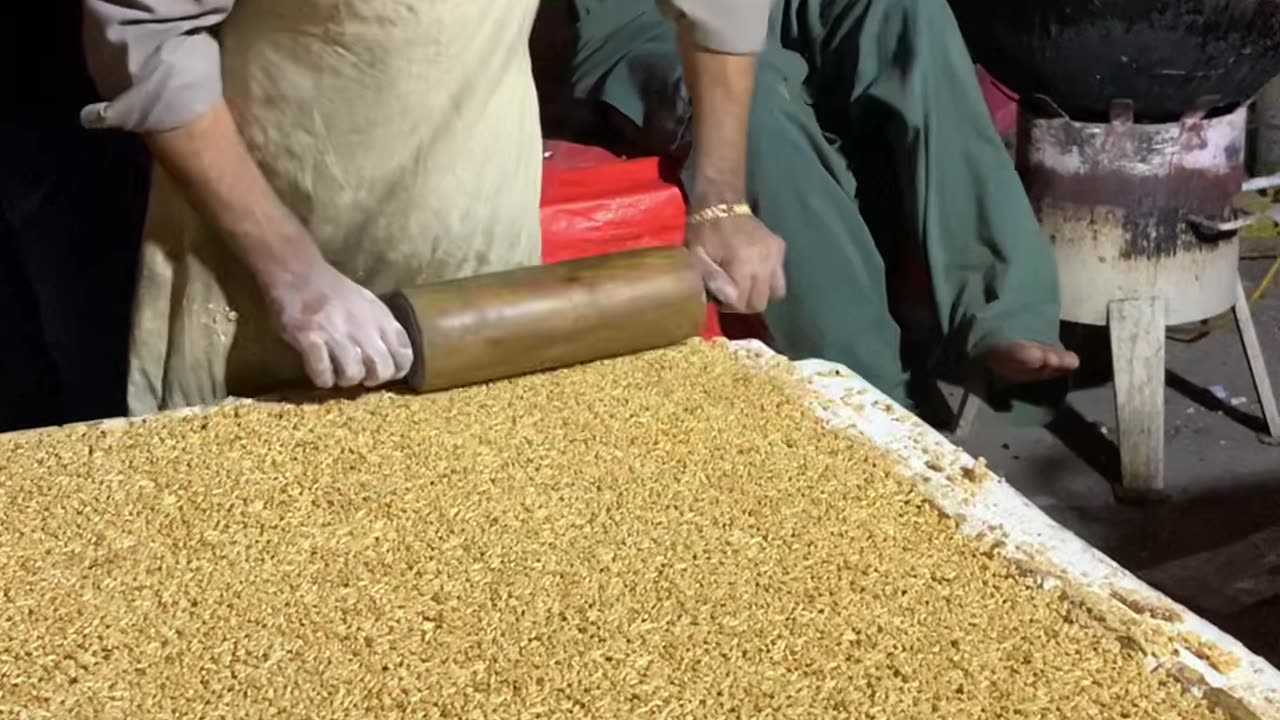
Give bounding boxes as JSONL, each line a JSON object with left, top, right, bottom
{"left": 658, "top": 0, "right": 772, "bottom": 55}
{"left": 81, "top": 0, "right": 234, "bottom": 133}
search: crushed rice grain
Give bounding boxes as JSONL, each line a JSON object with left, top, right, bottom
{"left": 0, "top": 341, "right": 1222, "bottom": 718}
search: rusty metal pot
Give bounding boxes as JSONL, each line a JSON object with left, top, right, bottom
{"left": 948, "top": 0, "right": 1280, "bottom": 122}
{"left": 1017, "top": 101, "right": 1248, "bottom": 325}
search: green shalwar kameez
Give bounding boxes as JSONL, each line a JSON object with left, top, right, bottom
{"left": 563, "top": 0, "right": 1064, "bottom": 420}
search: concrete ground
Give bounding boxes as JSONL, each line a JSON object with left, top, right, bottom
{"left": 955, "top": 258, "right": 1280, "bottom": 666}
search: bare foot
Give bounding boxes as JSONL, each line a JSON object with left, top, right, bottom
{"left": 982, "top": 341, "right": 1080, "bottom": 384}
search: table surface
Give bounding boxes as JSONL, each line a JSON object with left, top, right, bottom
{"left": 6, "top": 339, "right": 1279, "bottom": 716}
{"left": 730, "top": 339, "right": 1280, "bottom": 719}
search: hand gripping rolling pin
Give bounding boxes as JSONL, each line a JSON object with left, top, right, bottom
{"left": 384, "top": 246, "right": 708, "bottom": 392}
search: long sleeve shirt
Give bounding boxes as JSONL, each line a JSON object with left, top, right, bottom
{"left": 658, "top": 0, "right": 771, "bottom": 55}
{"left": 80, "top": 0, "right": 773, "bottom": 135}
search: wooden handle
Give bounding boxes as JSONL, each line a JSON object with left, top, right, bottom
{"left": 385, "top": 247, "right": 707, "bottom": 392}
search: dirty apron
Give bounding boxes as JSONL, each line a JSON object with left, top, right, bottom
{"left": 128, "top": 0, "right": 543, "bottom": 415}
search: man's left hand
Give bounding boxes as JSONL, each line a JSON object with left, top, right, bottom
{"left": 687, "top": 215, "right": 786, "bottom": 314}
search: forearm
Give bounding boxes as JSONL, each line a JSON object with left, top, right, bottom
{"left": 676, "top": 27, "right": 756, "bottom": 208}
{"left": 83, "top": 0, "right": 313, "bottom": 289}
{"left": 146, "top": 102, "right": 321, "bottom": 287}
{"left": 662, "top": 2, "right": 783, "bottom": 314}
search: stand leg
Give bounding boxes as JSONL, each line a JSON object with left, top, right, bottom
{"left": 1233, "top": 279, "right": 1280, "bottom": 443}
{"left": 951, "top": 389, "right": 981, "bottom": 440}
{"left": 1109, "top": 297, "right": 1168, "bottom": 503}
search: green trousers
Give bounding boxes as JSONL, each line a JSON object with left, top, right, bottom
{"left": 567, "top": 0, "right": 1064, "bottom": 420}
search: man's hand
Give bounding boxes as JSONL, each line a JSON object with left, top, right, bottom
{"left": 146, "top": 101, "right": 414, "bottom": 390}
{"left": 673, "top": 11, "right": 784, "bottom": 313}
{"left": 688, "top": 215, "right": 785, "bottom": 314}
{"left": 265, "top": 259, "right": 414, "bottom": 389}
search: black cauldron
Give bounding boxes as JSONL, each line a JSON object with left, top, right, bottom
{"left": 947, "top": 0, "right": 1280, "bottom": 122}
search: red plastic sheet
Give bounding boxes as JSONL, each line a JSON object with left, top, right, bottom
{"left": 540, "top": 145, "right": 686, "bottom": 263}
{"left": 539, "top": 141, "right": 721, "bottom": 338}
{"left": 977, "top": 66, "right": 1019, "bottom": 137}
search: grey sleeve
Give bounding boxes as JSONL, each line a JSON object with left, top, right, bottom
{"left": 81, "top": 0, "right": 234, "bottom": 133}
{"left": 658, "top": 0, "right": 772, "bottom": 55}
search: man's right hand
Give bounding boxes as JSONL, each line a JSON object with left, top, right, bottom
{"left": 688, "top": 212, "right": 785, "bottom": 314}
{"left": 265, "top": 259, "right": 415, "bottom": 389}
{"left": 146, "top": 101, "right": 414, "bottom": 391}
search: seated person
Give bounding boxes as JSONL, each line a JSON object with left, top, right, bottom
{"left": 534, "top": 0, "right": 1079, "bottom": 422}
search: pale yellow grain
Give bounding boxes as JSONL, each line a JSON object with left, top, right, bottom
{"left": 0, "top": 341, "right": 1223, "bottom": 719}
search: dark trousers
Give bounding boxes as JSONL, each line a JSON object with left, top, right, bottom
{"left": 0, "top": 119, "right": 149, "bottom": 431}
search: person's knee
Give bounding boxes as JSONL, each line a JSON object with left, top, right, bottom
{"left": 892, "top": 0, "right": 971, "bottom": 57}
{"left": 875, "top": 0, "right": 954, "bottom": 27}
{"left": 744, "top": 75, "right": 818, "bottom": 156}
{"left": 745, "top": 94, "right": 790, "bottom": 150}
{"left": 853, "top": 0, "right": 966, "bottom": 75}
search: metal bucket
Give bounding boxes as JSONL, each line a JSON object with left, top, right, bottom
{"left": 1016, "top": 101, "right": 1246, "bottom": 326}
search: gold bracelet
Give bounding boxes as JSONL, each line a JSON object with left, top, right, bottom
{"left": 687, "top": 202, "right": 753, "bottom": 225}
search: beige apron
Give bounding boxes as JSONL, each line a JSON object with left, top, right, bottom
{"left": 128, "top": 0, "right": 544, "bottom": 415}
